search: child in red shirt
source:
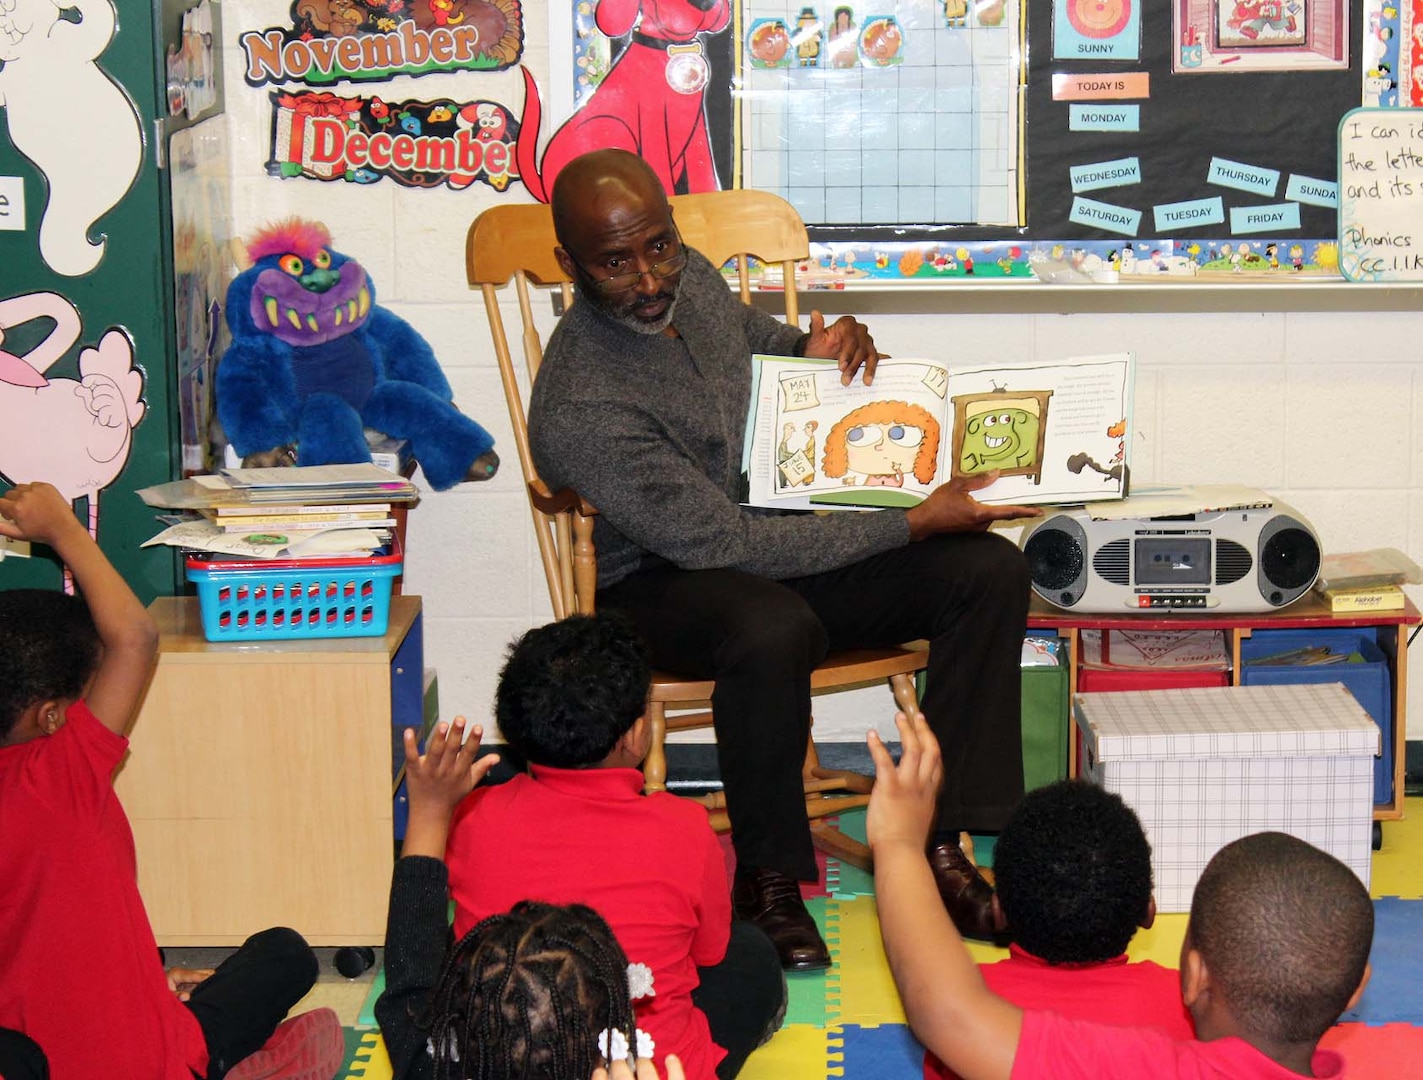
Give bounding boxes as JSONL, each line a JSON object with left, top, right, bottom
{"left": 378, "top": 713, "right": 687, "bottom": 1080}
{"left": 444, "top": 614, "right": 786, "bottom": 1080}
{"left": 925, "top": 780, "right": 1193, "bottom": 1080}
{"left": 872, "top": 711, "right": 1373, "bottom": 1080}
{"left": 0, "top": 482, "right": 341, "bottom": 1080}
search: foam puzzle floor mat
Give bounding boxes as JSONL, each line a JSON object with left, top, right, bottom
{"left": 335, "top": 799, "right": 1423, "bottom": 1079}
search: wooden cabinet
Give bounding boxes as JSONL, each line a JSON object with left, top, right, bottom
{"left": 114, "top": 596, "right": 423, "bottom": 946}
{"left": 1028, "top": 593, "right": 1419, "bottom": 823}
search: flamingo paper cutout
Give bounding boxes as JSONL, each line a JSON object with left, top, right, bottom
{"left": 0, "top": 291, "right": 146, "bottom": 588}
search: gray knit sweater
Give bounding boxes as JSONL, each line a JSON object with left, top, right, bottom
{"left": 528, "top": 248, "right": 911, "bottom": 587}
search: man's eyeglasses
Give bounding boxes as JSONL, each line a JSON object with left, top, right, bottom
{"left": 570, "top": 224, "right": 687, "bottom": 294}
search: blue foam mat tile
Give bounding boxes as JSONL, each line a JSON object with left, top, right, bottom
{"left": 837, "top": 1023, "right": 926, "bottom": 1080}
{"left": 1343, "top": 897, "right": 1423, "bottom": 1025}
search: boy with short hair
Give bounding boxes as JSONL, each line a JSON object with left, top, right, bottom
{"left": 444, "top": 614, "right": 786, "bottom": 1080}
{"left": 870, "top": 710, "right": 1373, "bottom": 1080}
{"left": 0, "top": 482, "right": 341, "bottom": 1080}
{"left": 925, "top": 780, "right": 1192, "bottom": 1079}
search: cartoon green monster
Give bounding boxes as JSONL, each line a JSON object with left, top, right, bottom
{"left": 960, "top": 407, "right": 1040, "bottom": 473}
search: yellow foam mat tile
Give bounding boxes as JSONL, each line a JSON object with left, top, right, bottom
{"left": 344, "top": 1030, "right": 393, "bottom": 1080}
{"left": 964, "top": 938, "right": 1010, "bottom": 965}
{"left": 741, "top": 1023, "right": 833, "bottom": 1080}
{"left": 1372, "top": 799, "right": 1423, "bottom": 900}
{"left": 829, "top": 897, "right": 906, "bottom": 1028}
{"left": 1125, "top": 912, "right": 1189, "bottom": 969}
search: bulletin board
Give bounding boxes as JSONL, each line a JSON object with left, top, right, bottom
{"left": 1011, "top": 0, "right": 1355, "bottom": 245}
{"left": 549, "top": 0, "right": 1369, "bottom": 279}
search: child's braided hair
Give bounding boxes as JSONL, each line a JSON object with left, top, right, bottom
{"left": 427, "top": 900, "right": 636, "bottom": 1079}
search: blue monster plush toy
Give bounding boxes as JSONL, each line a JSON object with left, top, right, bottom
{"left": 217, "top": 218, "right": 498, "bottom": 489}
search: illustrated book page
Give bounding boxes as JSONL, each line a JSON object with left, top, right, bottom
{"left": 742, "top": 353, "right": 1134, "bottom": 509}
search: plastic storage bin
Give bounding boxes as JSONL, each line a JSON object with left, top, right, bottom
{"left": 1076, "top": 683, "right": 1378, "bottom": 912}
{"left": 1077, "top": 668, "right": 1230, "bottom": 692}
{"left": 1022, "top": 664, "right": 1069, "bottom": 792}
{"left": 1240, "top": 628, "right": 1393, "bottom": 806}
{"left": 185, "top": 538, "right": 403, "bottom": 642}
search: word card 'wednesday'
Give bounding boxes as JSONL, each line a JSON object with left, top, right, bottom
{"left": 1338, "top": 107, "right": 1423, "bottom": 282}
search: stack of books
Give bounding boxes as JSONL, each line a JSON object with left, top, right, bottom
{"left": 142, "top": 464, "right": 419, "bottom": 561}
{"left": 1313, "top": 548, "right": 1420, "bottom": 613}
{"left": 200, "top": 502, "right": 397, "bottom": 555}
{"left": 220, "top": 434, "right": 412, "bottom": 477}
{"left": 215, "top": 463, "right": 418, "bottom": 505}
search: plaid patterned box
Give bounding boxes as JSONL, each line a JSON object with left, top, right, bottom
{"left": 1074, "top": 683, "right": 1378, "bottom": 912}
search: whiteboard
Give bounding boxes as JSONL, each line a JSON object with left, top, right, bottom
{"left": 1338, "top": 107, "right": 1423, "bottom": 283}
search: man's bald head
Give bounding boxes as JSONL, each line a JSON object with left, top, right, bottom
{"left": 551, "top": 150, "right": 670, "bottom": 254}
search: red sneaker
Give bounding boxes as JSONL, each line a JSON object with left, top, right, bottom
{"left": 226, "top": 1008, "right": 344, "bottom": 1080}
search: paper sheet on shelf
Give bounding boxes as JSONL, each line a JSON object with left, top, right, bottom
{"left": 1086, "top": 484, "right": 1273, "bottom": 520}
{"left": 142, "top": 520, "right": 386, "bottom": 559}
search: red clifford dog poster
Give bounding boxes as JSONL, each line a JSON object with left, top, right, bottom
{"left": 517, "top": 0, "right": 737, "bottom": 200}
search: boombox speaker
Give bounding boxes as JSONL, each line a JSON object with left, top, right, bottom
{"left": 1020, "top": 503, "right": 1322, "bottom": 613}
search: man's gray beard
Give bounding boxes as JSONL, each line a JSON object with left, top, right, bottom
{"left": 577, "top": 279, "right": 680, "bottom": 335}
{"left": 612, "top": 293, "right": 678, "bottom": 335}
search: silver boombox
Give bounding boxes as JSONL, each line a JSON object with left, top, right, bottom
{"left": 1019, "top": 503, "right": 1322, "bottom": 613}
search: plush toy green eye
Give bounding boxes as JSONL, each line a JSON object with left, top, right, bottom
{"left": 279, "top": 254, "right": 304, "bottom": 276}
{"left": 313, "top": 250, "right": 332, "bottom": 270}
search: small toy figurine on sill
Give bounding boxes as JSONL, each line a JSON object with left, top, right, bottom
{"left": 216, "top": 219, "right": 498, "bottom": 489}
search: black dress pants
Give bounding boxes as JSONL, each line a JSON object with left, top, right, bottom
{"left": 693, "top": 920, "right": 786, "bottom": 1079}
{"left": 184, "top": 927, "right": 319, "bottom": 1079}
{"left": 599, "top": 531, "right": 1029, "bottom": 880}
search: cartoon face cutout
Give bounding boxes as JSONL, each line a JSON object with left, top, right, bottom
{"left": 845, "top": 421, "right": 925, "bottom": 478}
{"left": 822, "top": 400, "right": 941, "bottom": 485}
{"left": 476, "top": 102, "right": 507, "bottom": 141}
{"left": 1068, "top": 0, "right": 1131, "bottom": 38}
{"left": 960, "top": 407, "right": 1040, "bottom": 473}
{"left": 861, "top": 17, "right": 902, "bottom": 60}
{"left": 749, "top": 20, "right": 791, "bottom": 63}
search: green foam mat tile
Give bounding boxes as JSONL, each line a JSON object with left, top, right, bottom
{"left": 783, "top": 896, "right": 831, "bottom": 1026}
{"left": 827, "top": 811, "right": 875, "bottom": 899}
{"left": 357, "top": 968, "right": 384, "bottom": 1028}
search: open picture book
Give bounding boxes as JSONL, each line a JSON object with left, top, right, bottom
{"left": 742, "top": 353, "right": 1134, "bottom": 509}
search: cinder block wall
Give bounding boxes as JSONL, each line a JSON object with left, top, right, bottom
{"left": 221, "top": 1, "right": 1423, "bottom": 745}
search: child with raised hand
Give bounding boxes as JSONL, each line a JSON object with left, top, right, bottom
{"left": 377, "top": 715, "right": 681, "bottom": 1080}
{"left": 0, "top": 481, "right": 340, "bottom": 1080}
{"left": 869, "top": 710, "right": 1374, "bottom": 1080}
{"left": 925, "top": 780, "right": 1193, "bottom": 1079}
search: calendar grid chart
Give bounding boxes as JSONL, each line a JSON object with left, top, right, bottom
{"left": 737, "top": 0, "right": 1024, "bottom": 229}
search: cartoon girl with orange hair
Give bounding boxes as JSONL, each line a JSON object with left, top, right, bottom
{"left": 822, "top": 400, "right": 940, "bottom": 487}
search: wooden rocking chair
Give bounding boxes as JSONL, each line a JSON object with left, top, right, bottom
{"left": 466, "top": 189, "right": 927, "bottom": 870}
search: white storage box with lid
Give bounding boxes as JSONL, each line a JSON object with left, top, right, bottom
{"left": 1073, "top": 683, "right": 1378, "bottom": 913}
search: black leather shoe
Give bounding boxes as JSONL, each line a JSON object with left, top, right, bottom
{"left": 732, "top": 866, "right": 831, "bottom": 972}
{"left": 927, "top": 841, "right": 1005, "bottom": 942}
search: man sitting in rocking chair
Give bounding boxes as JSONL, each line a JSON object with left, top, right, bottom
{"left": 528, "top": 148, "right": 1040, "bottom": 971}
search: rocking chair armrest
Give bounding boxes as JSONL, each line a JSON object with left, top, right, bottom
{"left": 528, "top": 480, "right": 600, "bottom": 519}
